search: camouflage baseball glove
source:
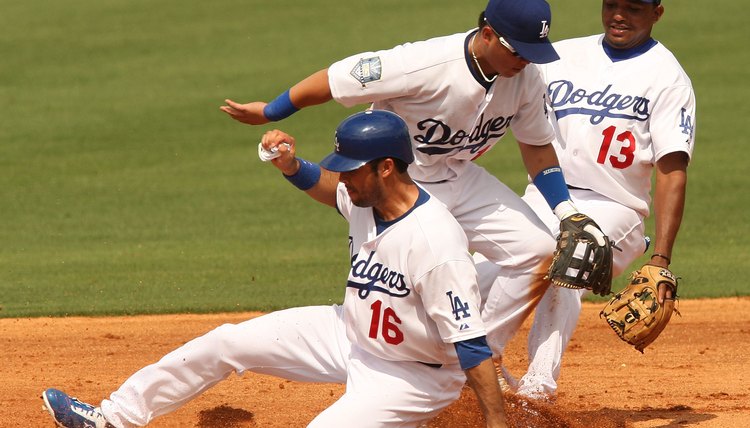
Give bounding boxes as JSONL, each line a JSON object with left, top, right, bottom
{"left": 600, "top": 264, "right": 679, "bottom": 353}
{"left": 547, "top": 213, "right": 614, "bottom": 296}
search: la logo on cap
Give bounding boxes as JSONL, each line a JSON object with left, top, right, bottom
{"left": 539, "top": 21, "right": 550, "bottom": 38}
{"left": 483, "top": 0, "right": 559, "bottom": 64}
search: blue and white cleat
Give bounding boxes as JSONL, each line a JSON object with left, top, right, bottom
{"left": 41, "top": 388, "right": 114, "bottom": 428}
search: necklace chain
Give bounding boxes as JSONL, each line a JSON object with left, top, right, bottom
{"left": 470, "top": 33, "right": 497, "bottom": 83}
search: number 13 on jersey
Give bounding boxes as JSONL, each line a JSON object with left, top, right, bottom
{"left": 597, "top": 125, "right": 635, "bottom": 169}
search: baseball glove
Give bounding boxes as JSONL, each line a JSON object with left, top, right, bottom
{"left": 600, "top": 264, "right": 679, "bottom": 353}
{"left": 547, "top": 213, "right": 614, "bottom": 296}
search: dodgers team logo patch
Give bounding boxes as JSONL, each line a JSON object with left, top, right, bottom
{"left": 679, "top": 107, "right": 694, "bottom": 143}
{"left": 446, "top": 291, "right": 472, "bottom": 321}
{"left": 350, "top": 57, "right": 382, "bottom": 86}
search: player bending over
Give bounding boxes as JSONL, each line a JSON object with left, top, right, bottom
{"left": 220, "top": 0, "right": 611, "bottom": 376}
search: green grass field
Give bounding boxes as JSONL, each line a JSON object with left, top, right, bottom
{"left": 1, "top": 0, "right": 747, "bottom": 317}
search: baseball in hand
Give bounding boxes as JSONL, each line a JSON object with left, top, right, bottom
{"left": 258, "top": 142, "right": 291, "bottom": 162}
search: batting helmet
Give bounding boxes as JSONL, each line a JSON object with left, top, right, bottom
{"left": 319, "top": 110, "right": 414, "bottom": 172}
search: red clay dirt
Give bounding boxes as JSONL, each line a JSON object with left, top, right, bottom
{"left": 4, "top": 298, "right": 749, "bottom": 427}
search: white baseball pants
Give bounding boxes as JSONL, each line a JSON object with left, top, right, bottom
{"left": 514, "top": 184, "right": 646, "bottom": 397}
{"left": 100, "top": 305, "right": 466, "bottom": 428}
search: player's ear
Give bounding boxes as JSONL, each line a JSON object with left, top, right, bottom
{"left": 653, "top": 5, "right": 664, "bottom": 23}
{"left": 379, "top": 158, "right": 395, "bottom": 178}
{"left": 478, "top": 26, "right": 495, "bottom": 44}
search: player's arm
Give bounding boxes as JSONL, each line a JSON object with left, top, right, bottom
{"left": 221, "top": 69, "right": 333, "bottom": 125}
{"left": 518, "top": 141, "right": 611, "bottom": 282}
{"left": 416, "top": 262, "right": 505, "bottom": 426}
{"left": 517, "top": 141, "right": 560, "bottom": 179}
{"left": 456, "top": 338, "right": 508, "bottom": 428}
{"left": 260, "top": 129, "right": 339, "bottom": 207}
{"left": 517, "top": 141, "right": 580, "bottom": 220}
{"left": 650, "top": 151, "right": 688, "bottom": 302}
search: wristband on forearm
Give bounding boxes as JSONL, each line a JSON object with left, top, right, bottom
{"left": 263, "top": 89, "right": 299, "bottom": 122}
{"left": 533, "top": 166, "right": 571, "bottom": 211}
{"left": 533, "top": 166, "right": 578, "bottom": 220}
{"left": 283, "top": 158, "right": 321, "bottom": 190}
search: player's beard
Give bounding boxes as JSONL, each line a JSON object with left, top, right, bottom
{"left": 347, "top": 179, "right": 385, "bottom": 209}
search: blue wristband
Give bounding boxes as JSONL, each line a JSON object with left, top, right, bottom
{"left": 454, "top": 336, "right": 493, "bottom": 370}
{"left": 263, "top": 89, "right": 299, "bottom": 122}
{"left": 533, "top": 166, "right": 571, "bottom": 210}
{"left": 284, "top": 158, "right": 321, "bottom": 190}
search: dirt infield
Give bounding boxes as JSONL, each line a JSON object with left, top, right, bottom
{"left": 5, "top": 298, "right": 749, "bottom": 427}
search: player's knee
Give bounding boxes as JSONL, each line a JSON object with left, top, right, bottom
{"left": 195, "top": 323, "right": 245, "bottom": 358}
{"left": 520, "top": 232, "right": 557, "bottom": 266}
{"left": 535, "top": 234, "right": 557, "bottom": 255}
{"left": 155, "top": 323, "right": 249, "bottom": 376}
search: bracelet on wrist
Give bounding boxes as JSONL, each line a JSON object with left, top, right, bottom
{"left": 651, "top": 253, "right": 671, "bottom": 265}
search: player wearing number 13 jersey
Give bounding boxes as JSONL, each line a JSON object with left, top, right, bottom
{"left": 538, "top": 34, "right": 694, "bottom": 218}
{"left": 502, "top": 0, "right": 696, "bottom": 400}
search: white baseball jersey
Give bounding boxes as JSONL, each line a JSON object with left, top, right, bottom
{"left": 98, "top": 185, "right": 485, "bottom": 428}
{"left": 328, "top": 30, "right": 555, "bottom": 183}
{"left": 501, "top": 35, "right": 697, "bottom": 400}
{"left": 537, "top": 34, "right": 696, "bottom": 217}
{"left": 336, "top": 184, "right": 486, "bottom": 366}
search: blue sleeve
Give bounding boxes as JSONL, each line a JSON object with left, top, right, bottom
{"left": 454, "top": 336, "right": 493, "bottom": 370}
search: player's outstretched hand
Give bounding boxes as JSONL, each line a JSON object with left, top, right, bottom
{"left": 600, "top": 264, "right": 678, "bottom": 352}
{"left": 221, "top": 99, "right": 270, "bottom": 125}
{"left": 260, "top": 130, "right": 297, "bottom": 175}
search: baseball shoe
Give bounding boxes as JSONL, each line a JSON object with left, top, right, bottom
{"left": 516, "top": 385, "right": 556, "bottom": 404}
{"left": 41, "top": 388, "right": 114, "bottom": 428}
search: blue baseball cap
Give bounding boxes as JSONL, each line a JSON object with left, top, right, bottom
{"left": 484, "top": 0, "right": 559, "bottom": 64}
